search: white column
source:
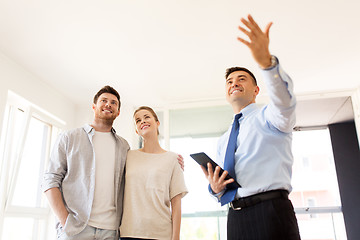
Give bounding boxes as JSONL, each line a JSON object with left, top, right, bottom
{"left": 351, "top": 86, "right": 360, "bottom": 148}
{"left": 163, "top": 107, "right": 170, "bottom": 150}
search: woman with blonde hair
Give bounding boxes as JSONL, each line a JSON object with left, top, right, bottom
{"left": 120, "top": 106, "right": 188, "bottom": 240}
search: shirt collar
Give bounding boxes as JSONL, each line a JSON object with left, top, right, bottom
{"left": 83, "top": 124, "right": 117, "bottom": 135}
{"left": 239, "top": 103, "right": 257, "bottom": 117}
{"left": 232, "top": 103, "right": 257, "bottom": 120}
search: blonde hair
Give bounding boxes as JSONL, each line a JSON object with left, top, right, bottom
{"left": 133, "top": 106, "right": 160, "bottom": 135}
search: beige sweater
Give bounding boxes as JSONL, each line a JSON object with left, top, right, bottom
{"left": 120, "top": 150, "right": 188, "bottom": 239}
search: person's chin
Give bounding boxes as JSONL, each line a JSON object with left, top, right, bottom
{"left": 229, "top": 96, "right": 243, "bottom": 102}
{"left": 101, "top": 115, "right": 116, "bottom": 120}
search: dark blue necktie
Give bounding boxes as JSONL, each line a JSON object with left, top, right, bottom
{"left": 220, "top": 113, "right": 242, "bottom": 206}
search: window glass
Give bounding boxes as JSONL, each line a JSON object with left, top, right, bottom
{"left": 0, "top": 93, "right": 64, "bottom": 240}
{"left": 291, "top": 129, "right": 346, "bottom": 239}
{"left": 1, "top": 217, "right": 35, "bottom": 240}
{"left": 157, "top": 111, "right": 165, "bottom": 148}
{"left": 11, "top": 117, "right": 50, "bottom": 207}
{"left": 170, "top": 136, "right": 227, "bottom": 239}
{"left": 296, "top": 212, "right": 346, "bottom": 240}
{"left": 168, "top": 106, "right": 346, "bottom": 240}
{"left": 182, "top": 216, "right": 227, "bottom": 240}
{"left": 290, "top": 129, "right": 342, "bottom": 207}
{"left": 5, "top": 108, "right": 26, "bottom": 185}
{"left": 169, "top": 106, "right": 233, "bottom": 138}
{"left": 170, "top": 137, "right": 225, "bottom": 213}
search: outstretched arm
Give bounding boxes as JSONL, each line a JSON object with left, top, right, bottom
{"left": 237, "top": 14, "right": 273, "bottom": 69}
{"left": 238, "top": 14, "right": 296, "bottom": 132}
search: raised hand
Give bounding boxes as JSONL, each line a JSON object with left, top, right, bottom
{"left": 237, "top": 14, "right": 273, "bottom": 69}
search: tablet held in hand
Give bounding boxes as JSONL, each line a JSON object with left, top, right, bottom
{"left": 190, "top": 152, "right": 241, "bottom": 188}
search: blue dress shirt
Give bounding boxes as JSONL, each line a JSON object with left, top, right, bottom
{"left": 215, "top": 57, "right": 296, "bottom": 198}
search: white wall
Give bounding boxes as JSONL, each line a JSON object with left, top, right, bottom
{"left": 0, "top": 50, "right": 139, "bottom": 151}
{"left": 113, "top": 103, "right": 138, "bottom": 149}
{"left": 0, "top": 50, "right": 140, "bottom": 148}
{"left": 351, "top": 87, "right": 360, "bottom": 147}
{"left": 0, "top": 52, "right": 77, "bottom": 132}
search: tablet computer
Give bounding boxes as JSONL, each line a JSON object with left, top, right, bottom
{"left": 190, "top": 152, "right": 241, "bottom": 188}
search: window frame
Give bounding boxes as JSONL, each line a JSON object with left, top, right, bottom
{"left": 0, "top": 91, "right": 64, "bottom": 240}
{"left": 151, "top": 105, "right": 348, "bottom": 240}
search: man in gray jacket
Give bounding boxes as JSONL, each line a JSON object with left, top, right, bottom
{"left": 42, "top": 86, "right": 129, "bottom": 239}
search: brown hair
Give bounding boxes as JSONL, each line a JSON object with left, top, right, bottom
{"left": 93, "top": 85, "right": 121, "bottom": 109}
{"left": 133, "top": 106, "right": 160, "bottom": 135}
{"left": 225, "top": 67, "right": 257, "bottom": 86}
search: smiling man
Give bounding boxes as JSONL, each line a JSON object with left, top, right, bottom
{"left": 225, "top": 68, "right": 259, "bottom": 110}
{"left": 201, "top": 15, "right": 301, "bottom": 239}
{"left": 42, "top": 86, "right": 129, "bottom": 240}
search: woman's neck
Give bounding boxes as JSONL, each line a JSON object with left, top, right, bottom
{"left": 140, "top": 136, "right": 166, "bottom": 154}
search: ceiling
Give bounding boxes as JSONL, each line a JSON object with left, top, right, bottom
{"left": 0, "top": 0, "right": 359, "bottom": 121}
{"left": 295, "top": 96, "right": 354, "bottom": 128}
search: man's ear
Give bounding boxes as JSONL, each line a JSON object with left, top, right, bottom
{"left": 254, "top": 86, "right": 260, "bottom": 96}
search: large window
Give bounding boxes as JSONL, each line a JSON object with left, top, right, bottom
{"left": 291, "top": 129, "right": 346, "bottom": 240}
{"left": 156, "top": 106, "right": 348, "bottom": 240}
{"left": 0, "top": 91, "right": 63, "bottom": 240}
{"left": 170, "top": 136, "right": 227, "bottom": 239}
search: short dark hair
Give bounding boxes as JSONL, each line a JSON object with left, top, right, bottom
{"left": 225, "top": 67, "right": 257, "bottom": 86}
{"left": 93, "top": 85, "right": 121, "bottom": 109}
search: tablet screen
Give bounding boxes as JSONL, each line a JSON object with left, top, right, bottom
{"left": 190, "top": 152, "right": 241, "bottom": 188}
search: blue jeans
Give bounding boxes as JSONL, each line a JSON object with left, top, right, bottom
{"left": 57, "top": 225, "right": 117, "bottom": 240}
